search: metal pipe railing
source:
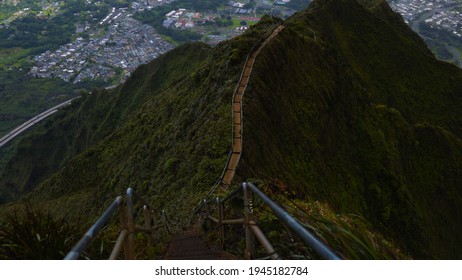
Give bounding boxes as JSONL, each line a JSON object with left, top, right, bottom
{"left": 245, "top": 183, "right": 341, "bottom": 260}
{"left": 243, "top": 183, "right": 255, "bottom": 259}
{"left": 109, "top": 229, "right": 128, "bottom": 260}
{"left": 161, "top": 210, "right": 171, "bottom": 234}
{"left": 224, "top": 22, "right": 283, "bottom": 187}
{"left": 188, "top": 21, "right": 284, "bottom": 226}
{"left": 64, "top": 196, "right": 123, "bottom": 260}
{"left": 144, "top": 206, "right": 153, "bottom": 245}
{"left": 125, "top": 188, "right": 136, "bottom": 259}
{"left": 222, "top": 218, "right": 245, "bottom": 225}
{"left": 221, "top": 186, "right": 242, "bottom": 203}
{"left": 249, "top": 223, "right": 279, "bottom": 260}
{"left": 65, "top": 188, "right": 170, "bottom": 260}
{"left": 193, "top": 181, "right": 341, "bottom": 260}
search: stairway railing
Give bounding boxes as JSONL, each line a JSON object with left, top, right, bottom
{"left": 193, "top": 182, "right": 341, "bottom": 260}
{"left": 220, "top": 20, "right": 284, "bottom": 187}
{"left": 64, "top": 188, "right": 170, "bottom": 260}
{"left": 187, "top": 20, "right": 284, "bottom": 225}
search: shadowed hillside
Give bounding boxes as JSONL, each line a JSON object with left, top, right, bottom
{"left": 239, "top": 0, "right": 462, "bottom": 259}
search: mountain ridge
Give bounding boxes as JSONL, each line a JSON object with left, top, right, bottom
{"left": 238, "top": 0, "right": 462, "bottom": 258}
{"left": 1, "top": 0, "right": 462, "bottom": 259}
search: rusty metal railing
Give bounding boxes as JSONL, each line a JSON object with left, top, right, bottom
{"left": 193, "top": 182, "right": 341, "bottom": 260}
{"left": 64, "top": 188, "right": 170, "bottom": 260}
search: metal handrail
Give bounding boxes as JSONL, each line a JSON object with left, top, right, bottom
{"left": 221, "top": 185, "right": 243, "bottom": 203}
{"left": 225, "top": 21, "right": 284, "bottom": 186}
{"left": 64, "top": 188, "right": 170, "bottom": 260}
{"left": 245, "top": 183, "right": 341, "bottom": 260}
{"left": 194, "top": 182, "right": 341, "bottom": 260}
{"left": 64, "top": 196, "right": 123, "bottom": 260}
{"left": 188, "top": 21, "right": 286, "bottom": 225}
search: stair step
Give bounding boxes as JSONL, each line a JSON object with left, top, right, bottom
{"left": 163, "top": 226, "right": 228, "bottom": 260}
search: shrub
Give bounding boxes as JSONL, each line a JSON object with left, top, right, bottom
{"left": 0, "top": 204, "right": 79, "bottom": 259}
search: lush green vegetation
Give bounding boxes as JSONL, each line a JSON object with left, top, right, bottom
{"left": 0, "top": 6, "right": 16, "bottom": 21}
{"left": 134, "top": 0, "right": 228, "bottom": 43}
{"left": 0, "top": 203, "right": 79, "bottom": 259}
{"left": 0, "top": 16, "right": 275, "bottom": 209}
{"left": 240, "top": 0, "right": 462, "bottom": 259}
{"left": 0, "top": 0, "right": 117, "bottom": 137}
{"left": 286, "top": 0, "right": 311, "bottom": 11}
{"left": 0, "top": 67, "right": 90, "bottom": 135}
{"left": 0, "top": 18, "right": 281, "bottom": 240}
{"left": 0, "top": 0, "right": 113, "bottom": 55}
{"left": 419, "top": 22, "right": 462, "bottom": 66}
{"left": 171, "top": 0, "right": 228, "bottom": 11}
{"left": 203, "top": 180, "right": 407, "bottom": 259}
{"left": 0, "top": 202, "right": 125, "bottom": 259}
{"left": 2, "top": 0, "right": 462, "bottom": 259}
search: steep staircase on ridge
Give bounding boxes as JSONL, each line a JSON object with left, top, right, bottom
{"left": 222, "top": 24, "right": 285, "bottom": 186}
{"left": 163, "top": 25, "right": 285, "bottom": 260}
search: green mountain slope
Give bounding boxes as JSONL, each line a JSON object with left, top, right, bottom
{"left": 239, "top": 0, "right": 462, "bottom": 258}
{"left": 1, "top": 0, "right": 462, "bottom": 259}
{"left": 0, "top": 43, "right": 214, "bottom": 203}
{"left": 0, "top": 20, "right": 280, "bottom": 216}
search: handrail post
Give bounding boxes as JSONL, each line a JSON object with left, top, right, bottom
{"left": 143, "top": 206, "right": 153, "bottom": 245}
{"left": 161, "top": 210, "right": 170, "bottom": 234}
{"left": 246, "top": 182, "right": 341, "bottom": 260}
{"left": 126, "top": 188, "right": 136, "bottom": 260}
{"left": 109, "top": 230, "right": 128, "bottom": 260}
{"left": 151, "top": 209, "right": 160, "bottom": 240}
{"left": 204, "top": 199, "right": 210, "bottom": 230}
{"left": 64, "top": 196, "right": 123, "bottom": 260}
{"left": 118, "top": 200, "right": 129, "bottom": 259}
{"left": 243, "top": 183, "right": 255, "bottom": 259}
{"left": 217, "top": 197, "right": 225, "bottom": 250}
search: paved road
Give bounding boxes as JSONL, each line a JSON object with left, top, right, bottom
{"left": 0, "top": 97, "right": 79, "bottom": 148}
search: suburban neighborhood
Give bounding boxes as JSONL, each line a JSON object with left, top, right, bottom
{"left": 389, "top": 0, "right": 462, "bottom": 38}
{"left": 25, "top": 0, "right": 301, "bottom": 84}
{"left": 7, "top": 0, "right": 460, "bottom": 85}
{"left": 29, "top": 7, "right": 174, "bottom": 84}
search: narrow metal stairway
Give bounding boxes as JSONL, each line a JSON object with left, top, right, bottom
{"left": 164, "top": 226, "right": 230, "bottom": 260}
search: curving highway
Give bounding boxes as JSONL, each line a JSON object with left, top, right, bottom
{"left": 0, "top": 97, "right": 79, "bottom": 148}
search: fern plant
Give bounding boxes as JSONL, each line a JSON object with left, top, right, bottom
{"left": 0, "top": 204, "right": 79, "bottom": 259}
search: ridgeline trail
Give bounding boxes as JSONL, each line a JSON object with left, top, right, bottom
{"left": 164, "top": 25, "right": 285, "bottom": 259}
{"left": 221, "top": 24, "right": 285, "bottom": 186}
{"left": 65, "top": 24, "right": 340, "bottom": 261}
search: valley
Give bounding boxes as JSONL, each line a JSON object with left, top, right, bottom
{"left": 0, "top": 0, "right": 309, "bottom": 138}
{"left": 389, "top": 0, "right": 462, "bottom": 67}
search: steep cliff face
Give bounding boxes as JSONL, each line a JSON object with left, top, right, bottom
{"left": 239, "top": 0, "right": 462, "bottom": 258}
